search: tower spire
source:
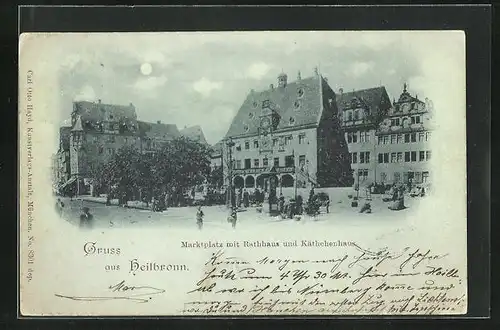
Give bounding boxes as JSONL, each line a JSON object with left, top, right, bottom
{"left": 72, "top": 115, "right": 84, "bottom": 132}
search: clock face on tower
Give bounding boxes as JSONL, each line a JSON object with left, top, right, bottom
{"left": 261, "top": 116, "right": 271, "bottom": 129}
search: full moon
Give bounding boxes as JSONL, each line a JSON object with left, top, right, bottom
{"left": 140, "top": 62, "right": 153, "bottom": 75}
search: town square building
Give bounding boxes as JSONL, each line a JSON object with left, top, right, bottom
{"left": 337, "top": 86, "right": 393, "bottom": 185}
{"left": 215, "top": 72, "right": 433, "bottom": 192}
{"left": 339, "top": 83, "right": 433, "bottom": 187}
{"left": 220, "top": 69, "right": 353, "bottom": 193}
{"left": 54, "top": 99, "right": 207, "bottom": 195}
{"left": 373, "top": 84, "right": 433, "bottom": 185}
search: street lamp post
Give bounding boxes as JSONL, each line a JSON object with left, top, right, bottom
{"left": 226, "top": 138, "right": 235, "bottom": 208}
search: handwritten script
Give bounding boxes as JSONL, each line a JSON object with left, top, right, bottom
{"left": 55, "top": 280, "right": 165, "bottom": 303}
{"left": 183, "top": 245, "right": 465, "bottom": 315}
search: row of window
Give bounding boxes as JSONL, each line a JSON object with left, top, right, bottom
{"left": 233, "top": 155, "right": 307, "bottom": 169}
{"left": 380, "top": 171, "right": 430, "bottom": 184}
{"left": 389, "top": 115, "right": 422, "bottom": 127}
{"left": 344, "top": 109, "right": 366, "bottom": 122}
{"left": 378, "top": 150, "right": 431, "bottom": 164}
{"left": 347, "top": 131, "right": 371, "bottom": 143}
{"left": 356, "top": 170, "right": 430, "bottom": 184}
{"left": 73, "top": 134, "right": 141, "bottom": 144}
{"left": 346, "top": 130, "right": 431, "bottom": 145}
{"left": 378, "top": 131, "right": 431, "bottom": 145}
{"left": 350, "top": 152, "right": 371, "bottom": 164}
{"left": 93, "top": 135, "right": 140, "bottom": 144}
{"left": 236, "top": 134, "right": 307, "bottom": 151}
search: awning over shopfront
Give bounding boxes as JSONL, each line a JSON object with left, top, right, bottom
{"left": 59, "top": 176, "right": 76, "bottom": 190}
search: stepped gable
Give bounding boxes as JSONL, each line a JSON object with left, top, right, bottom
{"left": 335, "top": 86, "right": 391, "bottom": 114}
{"left": 181, "top": 125, "right": 208, "bottom": 145}
{"left": 225, "top": 74, "right": 326, "bottom": 138}
{"left": 137, "top": 121, "right": 180, "bottom": 141}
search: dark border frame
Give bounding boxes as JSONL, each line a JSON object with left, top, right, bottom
{"left": 9, "top": 4, "right": 491, "bottom": 328}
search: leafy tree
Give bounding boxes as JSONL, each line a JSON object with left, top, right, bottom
{"left": 208, "top": 166, "right": 223, "bottom": 188}
{"left": 101, "top": 146, "right": 144, "bottom": 204}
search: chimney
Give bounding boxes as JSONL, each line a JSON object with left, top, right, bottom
{"left": 98, "top": 99, "right": 101, "bottom": 104}
{"left": 278, "top": 72, "right": 287, "bottom": 88}
{"left": 130, "top": 102, "right": 134, "bottom": 107}
{"left": 297, "top": 70, "right": 301, "bottom": 81}
{"left": 270, "top": 84, "right": 274, "bottom": 90}
{"left": 157, "top": 120, "right": 161, "bottom": 124}
{"left": 339, "top": 88, "right": 344, "bottom": 95}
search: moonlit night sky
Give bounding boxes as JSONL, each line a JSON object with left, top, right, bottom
{"left": 54, "top": 31, "right": 464, "bottom": 146}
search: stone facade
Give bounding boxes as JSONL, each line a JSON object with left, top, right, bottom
{"left": 56, "top": 99, "right": 207, "bottom": 194}
{"left": 339, "top": 84, "right": 433, "bottom": 187}
{"left": 220, "top": 70, "right": 353, "bottom": 192}
{"left": 374, "top": 84, "right": 433, "bottom": 185}
{"left": 214, "top": 78, "right": 434, "bottom": 191}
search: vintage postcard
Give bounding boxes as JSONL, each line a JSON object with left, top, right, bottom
{"left": 19, "top": 31, "right": 467, "bottom": 316}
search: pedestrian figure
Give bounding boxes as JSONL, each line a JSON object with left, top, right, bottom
{"left": 165, "top": 192, "right": 170, "bottom": 209}
{"left": 326, "top": 198, "right": 330, "bottom": 214}
{"left": 79, "top": 207, "right": 94, "bottom": 229}
{"left": 296, "top": 195, "right": 304, "bottom": 215}
{"left": 278, "top": 193, "right": 285, "bottom": 214}
{"left": 243, "top": 189, "right": 249, "bottom": 208}
{"left": 228, "top": 207, "right": 237, "bottom": 229}
{"left": 151, "top": 196, "right": 156, "bottom": 211}
{"left": 238, "top": 188, "right": 243, "bottom": 208}
{"left": 196, "top": 206, "right": 204, "bottom": 230}
{"left": 55, "top": 198, "right": 64, "bottom": 217}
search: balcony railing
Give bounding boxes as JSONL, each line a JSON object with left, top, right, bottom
{"left": 232, "top": 166, "right": 296, "bottom": 176}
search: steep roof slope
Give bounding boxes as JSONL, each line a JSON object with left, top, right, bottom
{"left": 335, "top": 86, "right": 391, "bottom": 114}
{"left": 225, "top": 74, "right": 327, "bottom": 138}
{"left": 138, "top": 121, "right": 180, "bottom": 141}
{"left": 181, "top": 125, "right": 208, "bottom": 144}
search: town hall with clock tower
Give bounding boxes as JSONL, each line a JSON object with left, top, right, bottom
{"left": 221, "top": 69, "right": 353, "bottom": 194}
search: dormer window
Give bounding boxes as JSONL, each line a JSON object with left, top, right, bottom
{"left": 294, "top": 100, "right": 301, "bottom": 109}
{"left": 252, "top": 101, "right": 258, "bottom": 108}
{"left": 289, "top": 117, "right": 296, "bottom": 125}
{"left": 244, "top": 124, "right": 249, "bottom": 132}
{"left": 297, "top": 88, "right": 304, "bottom": 98}
{"left": 249, "top": 112, "right": 254, "bottom": 119}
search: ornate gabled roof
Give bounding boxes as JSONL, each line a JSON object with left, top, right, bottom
{"left": 225, "top": 74, "right": 326, "bottom": 138}
{"left": 72, "top": 101, "right": 137, "bottom": 123}
{"left": 181, "top": 125, "right": 208, "bottom": 145}
{"left": 395, "top": 83, "right": 424, "bottom": 105}
{"left": 137, "top": 121, "right": 180, "bottom": 141}
{"left": 336, "top": 86, "right": 391, "bottom": 114}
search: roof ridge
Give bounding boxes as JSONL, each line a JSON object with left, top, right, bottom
{"left": 74, "top": 100, "right": 134, "bottom": 108}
